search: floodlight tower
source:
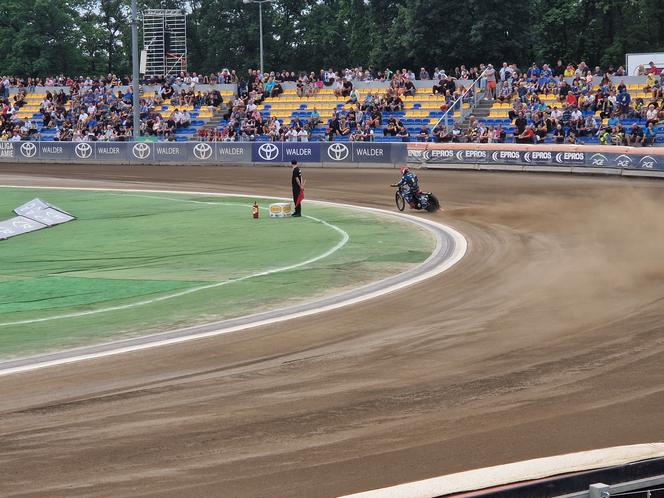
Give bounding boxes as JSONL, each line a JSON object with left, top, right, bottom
{"left": 242, "top": 0, "right": 275, "bottom": 74}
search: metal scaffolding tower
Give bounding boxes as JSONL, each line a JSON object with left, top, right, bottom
{"left": 142, "top": 9, "right": 187, "bottom": 77}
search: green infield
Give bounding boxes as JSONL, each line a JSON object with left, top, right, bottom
{"left": 0, "top": 187, "right": 434, "bottom": 359}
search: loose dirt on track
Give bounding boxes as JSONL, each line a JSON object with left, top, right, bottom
{"left": 1, "top": 165, "right": 663, "bottom": 498}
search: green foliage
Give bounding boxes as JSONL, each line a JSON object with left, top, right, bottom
{"left": 0, "top": 0, "right": 85, "bottom": 76}
{"left": 1, "top": 0, "right": 662, "bottom": 77}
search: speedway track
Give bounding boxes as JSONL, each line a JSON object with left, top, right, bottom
{"left": 1, "top": 165, "right": 664, "bottom": 498}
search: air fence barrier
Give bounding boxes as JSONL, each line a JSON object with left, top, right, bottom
{"left": 1, "top": 140, "right": 663, "bottom": 179}
{"left": 0, "top": 141, "right": 407, "bottom": 166}
{"left": 407, "top": 143, "right": 664, "bottom": 178}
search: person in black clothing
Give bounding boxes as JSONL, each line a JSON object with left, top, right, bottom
{"left": 514, "top": 111, "right": 527, "bottom": 136}
{"left": 292, "top": 160, "right": 304, "bottom": 217}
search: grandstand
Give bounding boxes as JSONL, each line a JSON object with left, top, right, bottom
{"left": 479, "top": 80, "right": 664, "bottom": 144}
{"left": 208, "top": 75, "right": 662, "bottom": 144}
{"left": 2, "top": 73, "right": 662, "bottom": 145}
{"left": 216, "top": 83, "right": 467, "bottom": 142}
{"left": 12, "top": 87, "right": 235, "bottom": 142}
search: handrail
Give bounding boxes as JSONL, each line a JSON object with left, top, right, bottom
{"left": 434, "top": 67, "right": 489, "bottom": 130}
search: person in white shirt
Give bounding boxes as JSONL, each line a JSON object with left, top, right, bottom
{"left": 297, "top": 128, "right": 309, "bottom": 142}
{"left": 287, "top": 127, "right": 298, "bottom": 142}
{"left": 180, "top": 110, "right": 191, "bottom": 127}
{"left": 551, "top": 107, "right": 563, "bottom": 122}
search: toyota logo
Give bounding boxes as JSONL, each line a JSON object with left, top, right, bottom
{"left": 327, "top": 143, "right": 349, "bottom": 161}
{"left": 75, "top": 142, "right": 93, "bottom": 159}
{"left": 20, "top": 142, "right": 37, "bottom": 158}
{"left": 258, "top": 143, "right": 279, "bottom": 161}
{"left": 193, "top": 143, "right": 213, "bottom": 160}
{"left": 132, "top": 143, "right": 151, "bottom": 159}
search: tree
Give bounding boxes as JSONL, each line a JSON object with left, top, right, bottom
{"left": 0, "top": 0, "right": 85, "bottom": 77}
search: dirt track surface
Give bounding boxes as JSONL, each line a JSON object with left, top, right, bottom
{"left": 1, "top": 164, "right": 664, "bottom": 498}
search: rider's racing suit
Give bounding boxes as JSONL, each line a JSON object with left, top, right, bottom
{"left": 396, "top": 171, "right": 420, "bottom": 207}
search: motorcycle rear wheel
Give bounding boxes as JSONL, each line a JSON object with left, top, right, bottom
{"left": 426, "top": 193, "right": 440, "bottom": 212}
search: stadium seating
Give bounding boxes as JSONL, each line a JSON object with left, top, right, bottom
{"left": 480, "top": 82, "right": 663, "bottom": 144}
{"left": 15, "top": 89, "right": 235, "bottom": 142}
{"left": 217, "top": 85, "right": 465, "bottom": 142}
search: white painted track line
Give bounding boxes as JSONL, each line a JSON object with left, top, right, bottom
{"left": 0, "top": 187, "right": 467, "bottom": 377}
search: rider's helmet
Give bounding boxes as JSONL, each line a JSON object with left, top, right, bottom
{"left": 400, "top": 166, "right": 410, "bottom": 175}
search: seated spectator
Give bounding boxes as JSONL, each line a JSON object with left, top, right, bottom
{"left": 578, "top": 115, "right": 598, "bottom": 136}
{"left": 645, "top": 104, "right": 659, "bottom": 126}
{"left": 396, "top": 122, "right": 410, "bottom": 141}
{"left": 367, "top": 108, "right": 381, "bottom": 128}
{"left": 270, "top": 79, "right": 284, "bottom": 98}
{"left": 644, "top": 122, "right": 657, "bottom": 146}
{"left": 611, "top": 124, "right": 625, "bottom": 145}
{"left": 383, "top": 117, "right": 398, "bottom": 136}
{"left": 432, "top": 123, "right": 451, "bottom": 142}
{"left": 570, "top": 106, "right": 583, "bottom": 128}
{"left": 534, "top": 120, "right": 549, "bottom": 142}
{"left": 450, "top": 123, "right": 463, "bottom": 142}
{"left": 566, "top": 131, "right": 577, "bottom": 144}
{"left": 432, "top": 77, "right": 447, "bottom": 96}
{"left": 513, "top": 111, "right": 527, "bottom": 136}
{"left": 515, "top": 125, "right": 536, "bottom": 144}
{"left": 494, "top": 124, "right": 507, "bottom": 143}
{"left": 553, "top": 123, "right": 566, "bottom": 144}
{"left": 350, "top": 127, "right": 365, "bottom": 142}
{"left": 338, "top": 117, "right": 351, "bottom": 136}
{"left": 286, "top": 127, "right": 298, "bottom": 142}
{"left": 307, "top": 107, "right": 321, "bottom": 131}
{"left": 598, "top": 127, "right": 611, "bottom": 145}
{"left": 497, "top": 82, "right": 512, "bottom": 102}
{"left": 626, "top": 123, "right": 645, "bottom": 146}
{"left": 332, "top": 79, "right": 344, "bottom": 97}
{"left": 403, "top": 79, "right": 416, "bottom": 97}
{"left": 417, "top": 125, "right": 429, "bottom": 142}
{"left": 387, "top": 95, "right": 403, "bottom": 112}
{"left": 341, "top": 78, "right": 353, "bottom": 97}
{"left": 465, "top": 123, "right": 480, "bottom": 142}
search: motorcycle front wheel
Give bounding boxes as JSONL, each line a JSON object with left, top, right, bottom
{"left": 395, "top": 191, "right": 405, "bottom": 211}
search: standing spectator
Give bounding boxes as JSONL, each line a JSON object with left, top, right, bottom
{"left": 616, "top": 88, "right": 631, "bottom": 116}
{"left": 514, "top": 111, "right": 527, "bottom": 136}
{"left": 419, "top": 67, "right": 430, "bottom": 80}
{"left": 484, "top": 64, "right": 497, "bottom": 100}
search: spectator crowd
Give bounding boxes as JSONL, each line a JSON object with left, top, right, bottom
{"left": 1, "top": 60, "right": 662, "bottom": 144}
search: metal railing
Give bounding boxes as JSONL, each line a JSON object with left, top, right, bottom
{"left": 434, "top": 68, "right": 489, "bottom": 131}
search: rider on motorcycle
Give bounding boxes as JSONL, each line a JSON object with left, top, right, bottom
{"left": 391, "top": 166, "right": 420, "bottom": 207}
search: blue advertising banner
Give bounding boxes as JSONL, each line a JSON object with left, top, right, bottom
{"left": 352, "top": 143, "right": 393, "bottom": 163}
{"left": 252, "top": 142, "right": 282, "bottom": 162}
{"left": 282, "top": 143, "right": 321, "bottom": 162}
{"left": 409, "top": 146, "right": 664, "bottom": 172}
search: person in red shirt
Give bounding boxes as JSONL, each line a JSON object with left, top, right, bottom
{"left": 565, "top": 91, "right": 578, "bottom": 106}
{"left": 516, "top": 125, "right": 536, "bottom": 144}
{"left": 647, "top": 61, "right": 662, "bottom": 76}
